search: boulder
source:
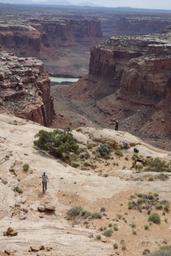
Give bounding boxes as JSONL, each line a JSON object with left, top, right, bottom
{"left": 37, "top": 204, "right": 55, "bottom": 214}
{"left": 3, "top": 227, "right": 18, "bottom": 237}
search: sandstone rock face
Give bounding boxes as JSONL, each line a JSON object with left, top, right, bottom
{"left": 0, "top": 52, "right": 54, "bottom": 125}
{"left": 0, "top": 24, "right": 41, "bottom": 56}
{"left": 71, "top": 32, "right": 171, "bottom": 139}
{"left": 121, "top": 57, "right": 171, "bottom": 99}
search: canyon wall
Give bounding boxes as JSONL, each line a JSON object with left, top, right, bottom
{"left": 0, "top": 17, "right": 102, "bottom": 56}
{"left": 30, "top": 18, "right": 102, "bottom": 47}
{"left": 0, "top": 52, "right": 54, "bottom": 125}
{"left": 163, "top": 78, "right": 171, "bottom": 136}
{"left": 102, "top": 17, "right": 171, "bottom": 37}
{"left": 0, "top": 24, "right": 41, "bottom": 56}
{"left": 71, "top": 32, "right": 171, "bottom": 138}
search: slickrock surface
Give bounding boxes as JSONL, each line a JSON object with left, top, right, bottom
{"left": 0, "top": 52, "right": 54, "bottom": 125}
{"left": 0, "top": 114, "right": 171, "bottom": 256}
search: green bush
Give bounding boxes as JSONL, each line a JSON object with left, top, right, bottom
{"left": 34, "top": 129, "right": 79, "bottom": 160}
{"left": 149, "top": 246, "right": 171, "bottom": 256}
{"left": 23, "top": 163, "right": 29, "bottom": 172}
{"left": 67, "top": 207, "right": 83, "bottom": 218}
{"left": 13, "top": 186, "right": 23, "bottom": 194}
{"left": 66, "top": 207, "right": 102, "bottom": 220}
{"left": 97, "top": 144, "right": 111, "bottom": 158}
{"left": 144, "top": 158, "right": 171, "bottom": 173}
{"left": 148, "top": 213, "right": 161, "bottom": 224}
{"left": 96, "top": 235, "right": 101, "bottom": 240}
{"left": 103, "top": 228, "right": 113, "bottom": 237}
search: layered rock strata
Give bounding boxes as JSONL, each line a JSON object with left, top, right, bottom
{"left": 0, "top": 52, "right": 54, "bottom": 125}
{"left": 70, "top": 32, "right": 171, "bottom": 138}
{"left": 0, "top": 24, "right": 41, "bottom": 56}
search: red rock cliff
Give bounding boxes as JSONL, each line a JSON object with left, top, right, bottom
{"left": 30, "top": 18, "right": 102, "bottom": 47}
{"left": 70, "top": 33, "right": 171, "bottom": 138}
{"left": 0, "top": 24, "right": 41, "bottom": 56}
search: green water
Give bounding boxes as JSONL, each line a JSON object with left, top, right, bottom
{"left": 50, "top": 76, "right": 79, "bottom": 84}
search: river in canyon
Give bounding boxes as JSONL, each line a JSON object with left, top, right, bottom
{"left": 50, "top": 76, "right": 79, "bottom": 85}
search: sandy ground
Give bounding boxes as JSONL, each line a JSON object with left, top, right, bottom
{"left": 0, "top": 114, "right": 171, "bottom": 256}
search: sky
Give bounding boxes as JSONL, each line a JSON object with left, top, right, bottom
{"left": 1, "top": 0, "right": 171, "bottom": 10}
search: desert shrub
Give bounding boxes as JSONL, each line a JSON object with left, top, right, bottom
{"left": 115, "top": 149, "right": 123, "bottom": 157}
{"left": 149, "top": 246, "right": 171, "bottom": 256}
{"left": 34, "top": 129, "right": 79, "bottom": 160}
{"left": 91, "top": 212, "right": 102, "bottom": 219}
{"left": 97, "top": 144, "right": 111, "bottom": 158}
{"left": 96, "top": 235, "right": 101, "bottom": 240}
{"left": 23, "top": 163, "right": 29, "bottom": 172}
{"left": 144, "top": 158, "right": 171, "bottom": 173}
{"left": 132, "top": 230, "right": 137, "bottom": 235}
{"left": 67, "top": 207, "right": 101, "bottom": 220}
{"left": 113, "top": 224, "right": 118, "bottom": 231}
{"left": 128, "top": 193, "right": 169, "bottom": 214}
{"left": 143, "top": 249, "right": 151, "bottom": 255}
{"left": 67, "top": 207, "right": 83, "bottom": 218}
{"left": 103, "top": 228, "right": 113, "bottom": 237}
{"left": 13, "top": 186, "right": 23, "bottom": 194}
{"left": 113, "top": 243, "right": 118, "bottom": 250}
{"left": 144, "top": 225, "right": 149, "bottom": 230}
{"left": 148, "top": 213, "right": 161, "bottom": 224}
{"left": 157, "top": 174, "right": 169, "bottom": 181}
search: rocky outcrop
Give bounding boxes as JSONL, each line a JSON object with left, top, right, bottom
{"left": 0, "top": 24, "right": 41, "bottom": 56}
{"left": 0, "top": 52, "right": 54, "bottom": 125}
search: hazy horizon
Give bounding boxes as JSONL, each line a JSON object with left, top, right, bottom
{"left": 0, "top": 0, "right": 171, "bottom": 10}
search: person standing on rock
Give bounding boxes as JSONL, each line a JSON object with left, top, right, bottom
{"left": 42, "top": 172, "right": 48, "bottom": 194}
{"left": 115, "top": 120, "right": 119, "bottom": 131}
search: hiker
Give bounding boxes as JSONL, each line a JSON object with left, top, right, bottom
{"left": 115, "top": 120, "right": 119, "bottom": 131}
{"left": 42, "top": 172, "right": 48, "bottom": 194}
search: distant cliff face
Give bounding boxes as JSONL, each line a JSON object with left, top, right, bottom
{"left": 0, "top": 18, "right": 102, "bottom": 57}
{"left": 31, "top": 18, "right": 102, "bottom": 47}
{"left": 0, "top": 24, "right": 41, "bottom": 56}
{"left": 102, "top": 16, "right": 171, "bottom": 37}
{"left": 0, "top": 52, "right": 54, "bottom": 125}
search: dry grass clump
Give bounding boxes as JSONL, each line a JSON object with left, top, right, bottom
{"left": 132, "top": 155, "right": 171, "bottom": 173}
{"left": 128, "top": 193, "right": 170, "bottom": 214}
{"left": 66, "top": 207, "right": 102, "bottom": 221}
